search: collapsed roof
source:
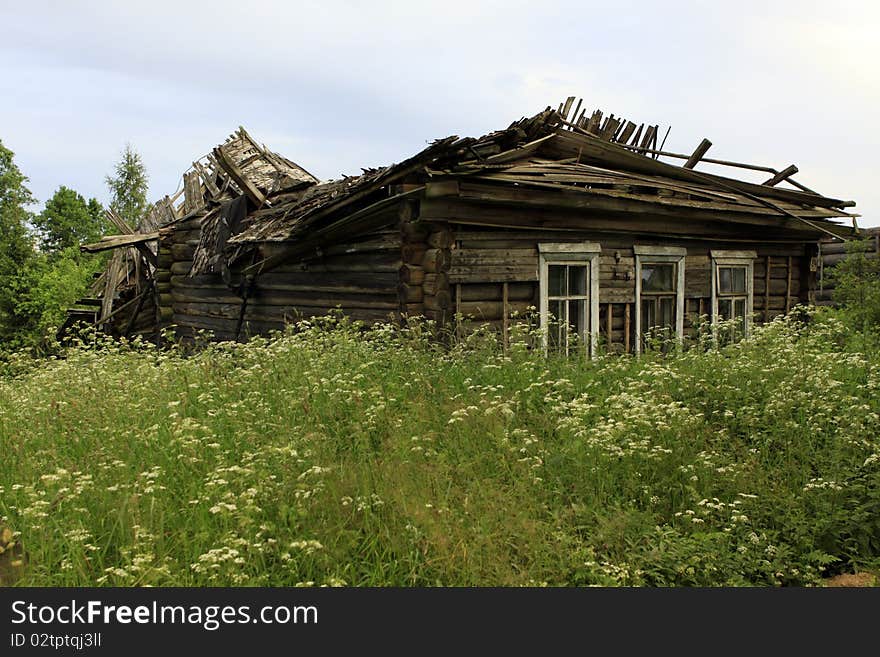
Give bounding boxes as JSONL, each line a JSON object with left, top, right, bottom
{"left": 83, "top": 97, "right": 858, "bottom": 306}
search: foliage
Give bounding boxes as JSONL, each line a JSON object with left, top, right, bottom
{"left": 105, "top": 144, "right": 149, "bottom": 228}
{"left": 33, "top": 186, "right": 108, "bottom": 255}
{"left": 0, "top": 139, "right": 40, "bottom": 348}
{"left": 0, "top": 309, "right": 877, "bottom": 586}
{"left": 829, "top": 237, "right": 880, "bottom": 348}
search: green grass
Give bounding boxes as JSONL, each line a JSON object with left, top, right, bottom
{"left": 1, "top": 309, "right": 878, "bottom": 586}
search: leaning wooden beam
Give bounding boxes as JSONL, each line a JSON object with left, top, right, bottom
{"left": 81, "top": 232, "right": 160, "bottom": 253}
{"left": 105, "top": 209, "right": 135, "bottom": 234}
{"left": 192, "top": 160, "right": 221, "bottom": 199}
{"left": 762, "top": 164, "right": 799, "bottom": 187}
{"left": 212, "top": 145, "right": 268, "bottom": 207}
{"left": 684, "top": 139, "right": 713, "bottom": 169}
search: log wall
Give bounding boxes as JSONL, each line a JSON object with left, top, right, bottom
{"left": 158, "top": 210, "right": 402, "bottom": 342}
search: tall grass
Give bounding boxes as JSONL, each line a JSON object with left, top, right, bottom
{"left": 1, "top": 308, "right": 878, "bottom": 586}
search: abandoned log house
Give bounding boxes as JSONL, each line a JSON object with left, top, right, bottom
{"left": 71, "top": 97, "right": 858, "bottom": 354}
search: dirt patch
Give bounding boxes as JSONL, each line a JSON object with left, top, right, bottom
{"left": 823, "top": 572, "right": 877, "bottom": 587}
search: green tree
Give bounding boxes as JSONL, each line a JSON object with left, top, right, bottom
{"left": 105, "top": 144, "right": 149, "bottom": 228}
{"left": 829, "top": 236, "right": 880, "bottom": 348}
{"left": 0, "top": 139, "right": 41, "bottom": 347}
{"left": 33, "top": 186, "right": 107, "bottom": 255}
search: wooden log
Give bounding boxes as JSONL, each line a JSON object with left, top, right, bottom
{"left": 170, "top": 261, "right": 195, "bottom": 275}
{"left": 448, "top": 265, "right": 538, "bottom": 284}
{"left": 457, "top": 300, "right": 532, "bottom": 320}
{"left": 820, "top": 251, "right": 878, "bottom": 266}
{"left": 272, "top": 254, "right": 401, "bottom": 274}
{"left": 458, "top": 283, "right": 535, "bottom": 302}
{"left": 428, "top": 231, "right": 454, "bottom": 249}
{"left": 423, "top": 273, "right": 449, "bottom": 297}
{"left": 401, "top": 244, "right": 427, "bottom": 265}
{"left": 170, "top": 286, "right": 399, "bottom": 308}
{"left": 156, "top": 270, "right": 172, "bottom": 283}
{"left": 624, "top": 303, "right": 631, "bottom": 354}
{"left": 398, "top": 198, "right": 419, "bottom": 224}
{"left": 404, "top": 303, "right": 424, "bottom": 316}
{"left": 451, "top": 248, "right": 538, "bottom": 266}
{"left": 423, "top": 249, "right": 451, "bottom": 273}
{"left": 401, "top": 221, "right": 430, "bottom": 243}
{"left": 171, "top": 244, "right": 195, "bottom": 261}
{"left": 818, "top": 241, "right": 848, "bottom": 255}
{"left": 756, "top": 278, "right": 801, "bottom": 296}
{"left": 424, "top": 291, "right": 452, "bottom": 311}
{"left": 399, "top": 264, "right": 425, "bottom": 285}
{"left": 397, "top": 284, "right": 424, "bottom": 303}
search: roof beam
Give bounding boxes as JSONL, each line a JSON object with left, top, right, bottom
{"left": 684, "top": 138, "right": 712, "bottom": 169}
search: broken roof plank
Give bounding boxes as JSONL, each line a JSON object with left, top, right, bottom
{"left": 192, "top": 160, "right": 221, "bottom": 199}
{"left": 684, "top": 138, "right": 713, "bottom": 169}
{"left": 546, "top": 128, "right": 852, "bottom": 209}
{"left": 105, "top": 209, "right": 135, "bottom": 235}
{"left": 213, "top": 145, "right": 268, "bottom": 207}
{"left": 80, "top": 232, "right": 160, "bottom": 254}
{"left": 762, "top": 164, "right": 799, "bottom": 187}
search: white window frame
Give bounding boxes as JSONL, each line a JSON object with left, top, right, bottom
{"left": 538, "top": 243, "right": 601, "bottom": 358}
{"left": 634, "top": 245, "right": 686, "bottom": 354}
{"left": 710, "top": 249, "right": 756, "bottom": 340}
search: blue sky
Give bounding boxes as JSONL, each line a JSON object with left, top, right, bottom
{"left": 2, "top": 0, "right": 877, "bottom": 227}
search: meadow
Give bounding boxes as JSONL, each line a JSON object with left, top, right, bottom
{"left": 1, "top": 308, "right": 878, "bottom": 586}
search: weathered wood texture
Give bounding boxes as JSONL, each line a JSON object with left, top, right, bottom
{"left": 161, "top": 218, "right": 401, "bottom": 340}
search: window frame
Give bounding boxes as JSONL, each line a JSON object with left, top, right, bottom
{"left": 538, "top": 243, "right": 601, "bottom": 358}
{"left": 710, "top": 249, "right": 756, "bottom": 340}
{"left": 634, "top": 245, "right": 686, "bottom": 354}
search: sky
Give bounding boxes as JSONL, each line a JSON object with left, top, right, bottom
{"left": 1, "top": 0, "right": 878, "bottom": 227}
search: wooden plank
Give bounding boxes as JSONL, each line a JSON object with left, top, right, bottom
{"left": 683, "top": 138, "right": 713, "bottom": 169}
{"left": 764, "top": 256, "right": 771, "bottom": 322}
{"left": 81, "top": 232, "right": 159, "bottom": 253}
{"left": 193, "top": 160, "right": 221, "bottom": 198}
{"left": 213, "top": 145, "right": 267, "bottom": 207}
{"left": 624, "top": 303, "right": 631, "bottom": 354}
{"left": 762, "top": 165, "right": 799, "bottom": 187}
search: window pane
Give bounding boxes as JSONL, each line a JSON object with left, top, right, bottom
{"left": 641, "top": 263, "right": 675, "bottom": 292}
{"left": 641, "top": 299, "right": 654, "bottom": 334}
{"left": 734, "top": 298, "right": 746, "bottom": 318}
{"left": 569, "top": 299, "right": 586, "bottom": 346}
{"left": 719, "top": 267, "right": 731, "bottom": 293}
{"left": 659, "top": 297, "right": 675, "bottom": 329}
{"left": 719, "top": 266, "right": 747, "bottom": 294}
{"left": 549, "top": 265, "right": 565, "bottom": 297}
{"left": 568, "top": 265, "right": 587, "bottom": 296}
{"left": 732, "top": 267, "right": 746, "bottom": 293}
{"left": 548, "top": 300, "right": 564, "bottom": 351}
{"left": 719, "top": 298, "right": 732, "bottom": 321}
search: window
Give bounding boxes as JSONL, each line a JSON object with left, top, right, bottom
{"left": 711, "top": 250, "right": 756, "bottom": 342}
{"left": 634, "top": 245, "right": 686, "bottom": 353}
{"left": 539, "top": 243, "right": 600, "bottom": 357}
